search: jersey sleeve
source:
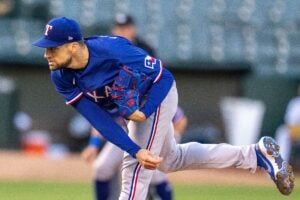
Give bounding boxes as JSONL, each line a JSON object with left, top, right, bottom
{"left": 107, "top": 37, "right": 162, "bottom": 82}
{"left": 51, "top": 71, "right": 83, "bottom": 105}
{"left": 107, "top": 37, "right": 174, "bottom": 117}
{"left": 140, "top": 68, "right": 174, "bottom": 117}
{"left": 73, "top": 96, "right": 141, "bottom": 158}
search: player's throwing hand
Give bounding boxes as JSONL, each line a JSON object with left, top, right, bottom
{"left": 81, "top": 146, "right": 98, "bottom": 163}
{"left": 136, "top": 149, "right": 163, "bottom": 170}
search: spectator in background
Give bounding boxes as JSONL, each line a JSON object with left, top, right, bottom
{"left": 111, "top": 13, "right": 156, "bottom": 57}
{"left": 275, "top": 86, "right": 300, "bottom": 161}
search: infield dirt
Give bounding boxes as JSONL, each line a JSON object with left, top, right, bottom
{"left": 0, "top": 150, "right": 276, "bottom": 186}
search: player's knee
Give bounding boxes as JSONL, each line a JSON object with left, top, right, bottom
{"left": 94, "top": 169, "right": 115, "bottom": 180}
{"left": 92, "top": 163, "right": 115, "bottom": 180}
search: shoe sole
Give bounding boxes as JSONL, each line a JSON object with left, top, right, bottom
{"left": 264, "top": 137, "right": 295, "bottom": 195}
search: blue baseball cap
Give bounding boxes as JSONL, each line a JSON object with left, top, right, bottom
{"left": 32, "top": 17, "right": 83, "bottom": 48}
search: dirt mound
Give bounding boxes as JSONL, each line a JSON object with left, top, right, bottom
{"left": 0, "top": 150, "right": 92, "bottom": 182}
{"left": 0, "top": 150, "right": 273, "bottom": 186}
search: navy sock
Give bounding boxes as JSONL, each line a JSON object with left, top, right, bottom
{"left": 94, "top": 180, "right": 110, "bottom": 200}
{"left": 155, "top": 181, "right": 173, "bottom": 200}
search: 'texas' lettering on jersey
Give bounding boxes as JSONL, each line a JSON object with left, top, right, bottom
{"left": 85, "top": 84, "right": 116, "bottom": 110}
{"left": 85, "top": 86, "right": 112, "bottom": 103}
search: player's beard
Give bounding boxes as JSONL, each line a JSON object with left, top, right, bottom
{"left": 49, "top": 56, "right": 72, "bottom": 71}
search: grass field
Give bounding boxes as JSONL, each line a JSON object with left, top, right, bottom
{"left": 174, "top": 184, "right": 299, "bottom": 200}
{"left": 0, "top": 151, "right": 298, "bottom": 200}
{"left": 0, "top": 180, "right": 299, "bottom": 200}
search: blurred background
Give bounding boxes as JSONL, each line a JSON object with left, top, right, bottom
{"left": 0, "top": 0, "right": 300, "bottom": 169}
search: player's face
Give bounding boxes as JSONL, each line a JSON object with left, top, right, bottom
{"left": 44, "top": 44, "right": 73, "bottom": 71}
{"left": 112, "top": 25, "right": 136, "bottom": 42}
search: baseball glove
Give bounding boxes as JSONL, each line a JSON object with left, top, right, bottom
{"left": 111, "top": 66, "right": 152, "bottom": 118}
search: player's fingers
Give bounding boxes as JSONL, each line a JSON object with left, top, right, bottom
{"left": 147, "top": 156, "right": 163, "bottom": 164}
{"left": 142, "top": 156, "right": 163, "bottom": 169}
{"left": 143, "top": 161, "right": 159, "bottom": 170}
{"left": 136, "top": 149, "right": 163, "bottom": 169}
{"left": 144, "top": 164, "right": 157, "bottom": 170}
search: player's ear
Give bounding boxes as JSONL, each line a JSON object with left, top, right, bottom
{"left": 69, "top": 42, "right": 79, "bottom": 53}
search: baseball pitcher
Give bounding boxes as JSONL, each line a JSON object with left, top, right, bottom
{"left": 32, "top": 17, "right": 294, "bottom": 199}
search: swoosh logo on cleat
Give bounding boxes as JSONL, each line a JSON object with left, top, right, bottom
{"left": 258, "top": 153, "right": 273, "bottom": 176}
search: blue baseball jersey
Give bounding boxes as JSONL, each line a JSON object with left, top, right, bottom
{"left": 51, "top": 36, "right": 174, "bottom": 157}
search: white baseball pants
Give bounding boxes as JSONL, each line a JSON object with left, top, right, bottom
{"left": 119, "top": 82, "right": 257, "bottom": 200}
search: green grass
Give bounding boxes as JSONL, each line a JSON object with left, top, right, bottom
{"left": 0, "top": 180, "right": 299, "bottom": 200}
{"left": 0, "top": 180, "right": 93, "bottom": 200}
{"left": 173, "top": 184, "right": 299, "bottom": 200}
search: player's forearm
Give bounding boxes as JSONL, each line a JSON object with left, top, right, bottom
{"left": 73, "top": 96, "right": 141, "bottom": 158}
{"left": 140, "top": 68, "right": 174, "bottom": 118}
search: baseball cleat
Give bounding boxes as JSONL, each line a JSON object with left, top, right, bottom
{"left": 255, "top": 136, "right": 294, "bottom": 195}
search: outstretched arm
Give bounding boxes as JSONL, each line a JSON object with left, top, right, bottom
{"left": 74, "top": 96, "right": 163, "bottom": 168}
{"left": 73, "top": 96, "right": 141, "bottom": 158}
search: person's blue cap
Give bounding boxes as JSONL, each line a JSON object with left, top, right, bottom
{"left": 32, "top": 17, "right": 82, "bottom": 48}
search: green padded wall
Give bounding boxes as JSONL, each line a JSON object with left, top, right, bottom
{"left": 242, "top": 73, "right": 299, "bottom": 137}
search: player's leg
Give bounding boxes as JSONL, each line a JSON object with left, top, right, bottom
{"left": 159, "top": 135, "right": 257, "bottom": 172}
{"left": 255, "top": 136, "right": 294, "bottom": 195}
{"left": 119, "top": 118, "right": 173, "bottom": 200}
{"left": 149, "top": 170, "right": 173, "bottom": 200}
{"left": 93, "top": 141, "right": 123, "bottom": 200}
{"left": 119, "top": 83, "right": 178, "bottom": 200}
{"left": 157, "top": 126, "right": 294, "bottom": 195}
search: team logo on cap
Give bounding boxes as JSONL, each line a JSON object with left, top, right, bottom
{"left": 44, "top": 24, "right": 53, "bottom": 36}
